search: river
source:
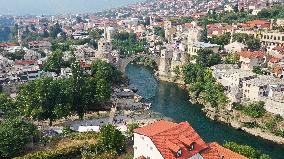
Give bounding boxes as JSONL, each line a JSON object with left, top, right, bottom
{"left": 125, "top": 63, "right": 284, "bottom": 159}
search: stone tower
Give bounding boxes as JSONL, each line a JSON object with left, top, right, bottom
{"left": 158, "top": 49, "right": 173, "bottom": 77}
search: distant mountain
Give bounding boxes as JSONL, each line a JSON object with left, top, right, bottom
{"left": 0, "top": 0, "right": 145, "bottom": 15}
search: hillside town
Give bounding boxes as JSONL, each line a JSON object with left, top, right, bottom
{"left": 1, "top": 0, "right": 284, "bottom": 159}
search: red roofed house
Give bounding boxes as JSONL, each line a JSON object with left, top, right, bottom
{"left": 245, "top": 20, "right": 271, "bottom": 29}
{"left": 239, "top": 51, "right": 268, "bottom": 70}
{"left": 133, "top": 120, "right": 247, "bottom": 159}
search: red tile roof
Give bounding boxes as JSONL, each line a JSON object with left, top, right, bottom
{"left": 239, "top": 51, "right": 266, "bottom": 58}
{"left": 134, "top": 120, "right": 208, "bottom": 159}
{"left": 15, "top": 60, "right": 35, "bottom": 65}
{"left": 245, "top": 20, "right": 270, "bottom": 26}
{"left": 272, "top": 46, "right": 284, "bottom": 51}
{"left": 269, "top": 57, "right": 281, "bottom": 63}
{"left": 201, "top": 142, "right": 248, "bottom": 159}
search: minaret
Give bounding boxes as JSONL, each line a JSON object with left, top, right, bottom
{"left": 18, "top": 28, "right": 22, "bottom": 48}
{"left": 104, "top": 22, "right": 107, "bottom": 40}
{"left": 230, "top": 27, "right": 235, "bottom": 44}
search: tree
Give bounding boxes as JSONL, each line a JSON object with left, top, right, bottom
{"left": 253, "top": 66, "right": 264, "bottom": 75}
{"left": 0, "top": 93, "right": 16, "bottom": 117}
{"left": 224, "top": 141, "right": 270, "bottom": 159}
{"left": 69, "top": 61, "right": 86, "bottom": 119}
{"left": 242, "top": 101, "right": 266, "bottom": 118}
{"left": 17, "top": 78, "right": 70, "bottom": 126}
{"left": 98, "top": 124, "right": 125, "bottom": 153}
{"left": 0, "top": 118, "right": 38, "bottom": 158}
{"left": 50, "top": 23, "right": 62, "bottom": 38}
{"left": 91, "top": 59, "right": 122, "bottom": 85}
{"left": 4, "top": 49, "right": 25, "bottom": 60}
{"left": 95, "top": 79, "right": 111, "bottom": 104}
{"left": 43, "top": 49, "right": 64, "bottom": 74}
{"left": 127, "top": 123, "right": 139, "bottom": 137}
{"left": 195, "top": 49, "right": 221, "bottom": 67}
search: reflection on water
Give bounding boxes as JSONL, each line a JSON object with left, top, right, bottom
{"left": 126, "top": 64, "right": 284, "bottom": 159}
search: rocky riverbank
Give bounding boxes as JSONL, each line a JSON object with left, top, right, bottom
{"left": 200, "top": 100, "right": 284, "bottom": 144}
{"left": 158, "top": 74, "right": 284, "bottom": 144}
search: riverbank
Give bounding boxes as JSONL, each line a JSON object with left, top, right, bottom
{"left": 158, "top": 74, "right": 284, "bottom": 145}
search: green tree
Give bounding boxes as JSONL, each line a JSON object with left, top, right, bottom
{"left": 253, "top": 66, "right": 264, "bottom": 75}
{"left": 69, "top": 61, "right": 86, "bottom": 119}
{"left": 224, "top": 141, "right": 270, "bottom": 159}
{"left": 242, "top": 101, "right": 266, "bottom": 118}
{"left": 0, "top": 118, "right": 38, "bottom": 158}
{"left": 17, "top": 78, "right": 70, "bottom": 126}
{"left": 50, "top": 23, "right": 62, "bottom": 38}
{"left": 0, "top": 93, "right": 17, "bottom": 117}
{"left": 96, "top": 79, "right": 111, "bottom": 104}
{"left": 127, "top": 123, "right": 139, "bottom": 137}
{"left": 91, "top": 60, "right": 122, "bottom": 85}
{"left": 98, "top": 124, "right": 125, "bottom": 153}
{"left": 43, "top": 49, "right": 64, "bottom": 74}
{"left": 195, "top": 49, "right": 221, "bottom": 67}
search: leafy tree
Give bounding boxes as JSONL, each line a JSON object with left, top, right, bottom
{"left": 253, "top": 66, "right": 264, "bottom": 75}
{"left": 0, "top": 93, "right": 16, "bottom": 117}
{"left": 242, "top": 101, "right": 266, "bottom": 118}
{"left": 69, "top": 61, "right": 86, "bottom": 119}
{"left": 89, "top": 28, "right": 104, "bottom": 40}
{"left": 195, "top": 49, "right": 221, "bottom": 67}
{"left": 98, "top": 124, "right": 125, "bottom": 153}
{"left": 4, "top": 49, "right": 25, "bottom": 60}
{"left": 224, "top": 141, "right": 270, "bottom": 159}
{"left": 43, "top": 49, "right": 64, "bottom": 74}
{"left": 224, "top": 53, "right": 240, "bottom": 64}
{"left": 95, "top": 79, "right": 111, "bottom": 104}
{"left": 17, "top": 78, "right": 70, "bottom": 126}
{"left": 233, "top": 33, "right": 261, "bottom": 51}
{"left": 91, "top": 59, "right": 122, "bottom": 85}
{"left": 50, "top": 23, "right": 62, "bottom": 38}
{"left": 127, "top": 123, "right": 139, "bottom": 137}
{"left": 208, "top": 32, "right": 231, "bottom": 46}
{"left": 154, "top": 27, "right": 165, "bottom": 38}
{"left": 0, "top": 118, "right": 38, "bottom": 158}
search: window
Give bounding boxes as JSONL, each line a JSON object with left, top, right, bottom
{"left": 189, "top": 143, "right": 195, "bottom": 151}
{"left": 176, "top": 150, "right": 182, "bottom": 157}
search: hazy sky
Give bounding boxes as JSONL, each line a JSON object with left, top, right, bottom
{"left": 0, "top": 0, "right": 144, "bottom": 15}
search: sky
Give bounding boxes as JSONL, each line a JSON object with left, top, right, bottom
{"left": 0, "top": 0, "right": 144, "bottom": 15}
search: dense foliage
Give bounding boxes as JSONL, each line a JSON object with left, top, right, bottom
{"left": 224, "top": 141, "right": 271, "bottom": 159}
{"left": 112, "top": 32, "right": 148, "bottom": 57}
{"left": 242, "top": 101, "right": 266, "bottom": 118}
{"left": 98, "top": 124, "right": 125, "bottom": 154}
{"left": 0, "top": 118, "right": 38, "bottom": 158}
{"left": 181, "top": 49, "right": 227, "bottom": 108}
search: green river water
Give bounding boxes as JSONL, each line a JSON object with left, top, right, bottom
{"left": 125, "top": 63, "right": 284, "bottom": 159}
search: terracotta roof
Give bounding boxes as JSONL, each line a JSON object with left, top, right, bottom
{"left": 269, "top": 57, "right": 281, "bottom": 63}
{"left": 239, "top": 51, "right": 266, "bottom": 58}
{"left": 272, "top": 66, "right": 283, "bottom": 74}
{"left": 245, "top": 20, "right": 270, "bottom": 25}
{"left": 134, "top": 120, "right": 178, "bottom": 136}
{"left": 0, "top": 43, "right": 18, "bottom": 47}
{"left": 135, "top": 156, "right": 146, "bottom": 159}
{"left": 272, "top": 46, "right": 284, "bottom": 51}
{"left": 134, "top": 120, "right": 208, "bottom": 159}
{"left": 15, "top": 60, "right": 35, "bottom": 65}
{"left": 201, "top": 142, "right": 248, "bottom": 159}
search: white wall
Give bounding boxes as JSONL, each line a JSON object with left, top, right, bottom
{"left": 133, "top": 133, "right": 164, "bottom": 159}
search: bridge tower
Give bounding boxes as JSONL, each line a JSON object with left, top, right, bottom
{"left": 158, "top": 49, "right": 172, "bottom": 77}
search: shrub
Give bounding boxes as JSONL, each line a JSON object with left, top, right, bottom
{"left": 242, "top": 102, "right": 266, "bottom": 118}
{"left": 14, "top": 145, "right": 83, "bottom": 159}
{"left": 223, "top": 141, "right": 270, "bottom": 159}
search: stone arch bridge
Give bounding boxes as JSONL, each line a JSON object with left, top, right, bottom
{"left": 119, "top": 53, "right": 159, "bottom": 73}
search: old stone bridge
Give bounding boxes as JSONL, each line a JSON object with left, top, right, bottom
{"left": 118, "top": 53, "right": 159, "bottom": 73}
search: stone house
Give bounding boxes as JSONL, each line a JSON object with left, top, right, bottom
{"left": 133, "top": 120, "right": 248, "bottom": 159}
{"left": 239, "top": 51, "right": 268, "bottom": 70}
